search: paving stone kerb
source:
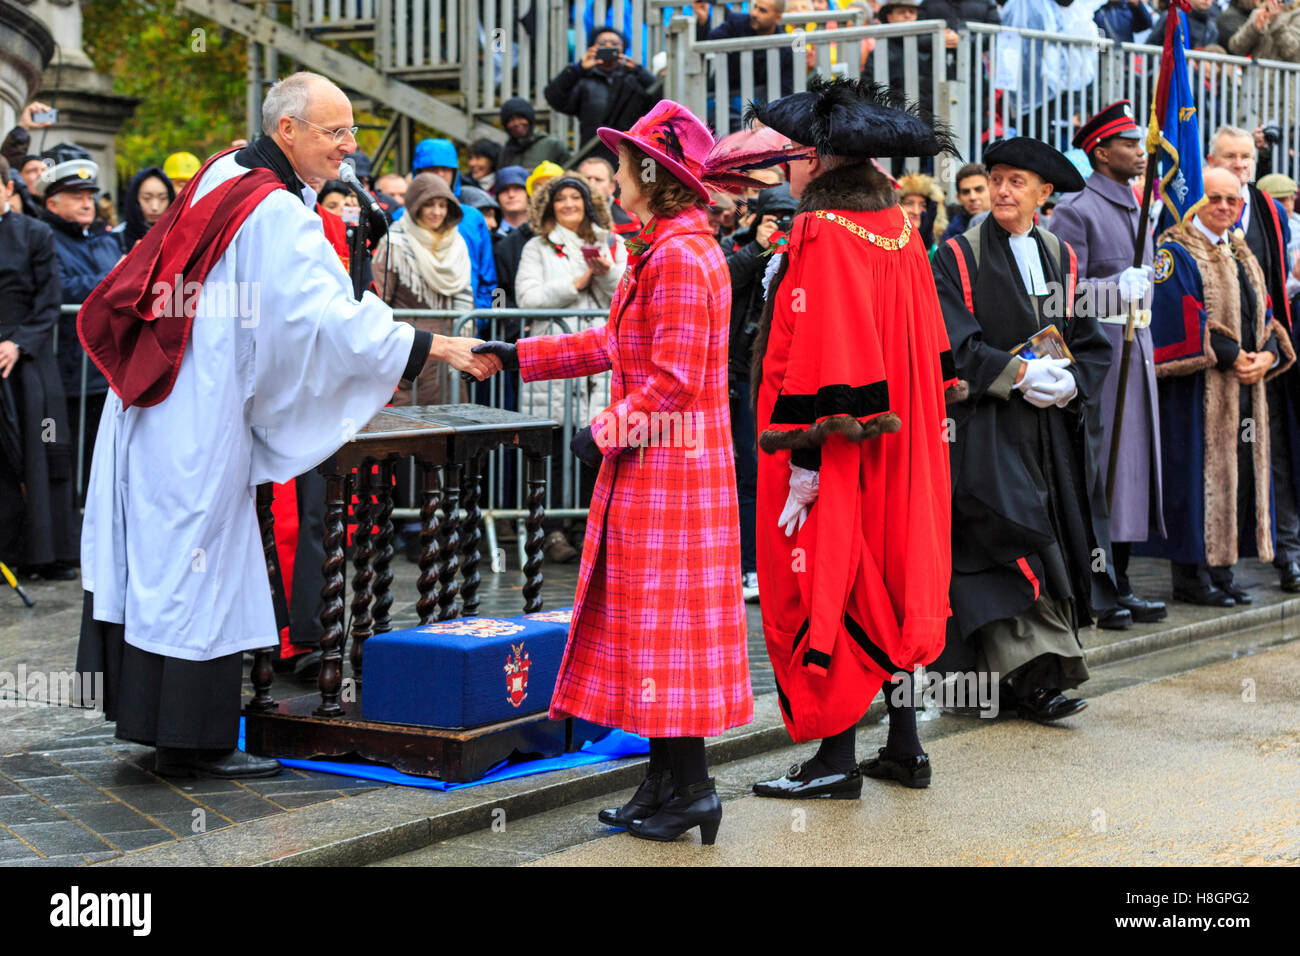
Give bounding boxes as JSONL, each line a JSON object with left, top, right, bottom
{"left": 6, "top": 557, "right": 1298, "bottom": 866}
{"left": 98, "top": 594, "right": 1300, "bottom": 868}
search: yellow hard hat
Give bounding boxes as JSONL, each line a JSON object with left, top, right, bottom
{"left": 163, "top": 151, "right": 201, "bottom": 182}
{"left": 526, "top": 161, "right": 564, "bottom": 197}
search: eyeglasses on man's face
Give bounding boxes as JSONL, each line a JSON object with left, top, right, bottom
{"left": 291, "top": 116, "right": 359, "bottom": 145}
{"left": 1204, "top": 194, "right": 1240, "bottom": 205}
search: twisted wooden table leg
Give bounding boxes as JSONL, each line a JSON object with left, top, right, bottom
{"left": 315, "top": 472, "right": 346, "bottom": 717}
{"left": 460, "top": 454, "right": 483, "bottom": 617}
{"left": 416, "top": 461, "right": 443, "bottom": 625}
{"left": 249, "top": 483, "right": 278, "bottom": 712}
{"left": 371, "top": 458, "right": 396, "bottom": 636}
{"left": 437, "top": 463, "right": 461, "bottom": 620}
{"left": 522, "top": 453, "right": 546, "bottom": 614}
{"left": 349, "top": 461, "right": 375, "bottom": 679}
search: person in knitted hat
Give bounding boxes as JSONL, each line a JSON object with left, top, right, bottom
{"left": 497, "top": 97, "right": 571, "bottom": 170}
{"left": 371, "top": 173, "right": 473, "bottom": 408}
{"left": 742, "top": 78, "right": 962, "bottom": 798}
{"left": 472, "top": 99, "right": 781, "bottom": 845}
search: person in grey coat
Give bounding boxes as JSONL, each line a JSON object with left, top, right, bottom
{"left": 1051, "top": 101, "right": 1167, "bottom": 625}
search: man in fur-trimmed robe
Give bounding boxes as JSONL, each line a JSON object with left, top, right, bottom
{"left": 745, "top": 79, "right": 962, "bottom": 798}
{"left": 1139, "top": 166, "right": 1296, "bottom": 602}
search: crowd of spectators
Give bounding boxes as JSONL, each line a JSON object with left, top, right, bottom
{"left": 6, "top": 0, "right": 1300, "bottom": 582}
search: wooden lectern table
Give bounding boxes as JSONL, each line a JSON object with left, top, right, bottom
{"left": 242, "top": 404, "right": 573, "bottom": 782}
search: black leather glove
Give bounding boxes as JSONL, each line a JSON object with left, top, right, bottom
{"left": 471, "top": 341, "right": 519, "bottom": 370}
{"left": 461, "top": 340, "right": 520, "bottom": 384}
{"left": 570, "top": 425, "right": 604, "bottom": 469}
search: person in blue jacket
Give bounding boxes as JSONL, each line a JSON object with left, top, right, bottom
{"left": 411, "top": 138, "right": 499, "bottom": 313}
{"left": 1093, "top": 0, "right": 1152, "bottom": 42}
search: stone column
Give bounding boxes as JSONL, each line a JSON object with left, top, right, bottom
{"left": 0, "top": 0, "right": 54, "bottom": 131}
{"left": 20, "top": 0, "right": 136, "bottom": 200}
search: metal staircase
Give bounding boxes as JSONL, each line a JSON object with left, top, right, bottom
{"left": 180, "top": 0, "right": 686, "bottom": 173}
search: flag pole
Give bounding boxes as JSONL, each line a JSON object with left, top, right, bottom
{"left": 1105, "top": 3, "right": 1181, "bottom": 510}
{"left": 1104, "top": 155, "right": 1158, "bottom": 509}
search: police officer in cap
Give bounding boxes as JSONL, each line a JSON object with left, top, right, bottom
{"left": 932, "top": 137, "right": 1119, "bottom": 722}
{"left": 39, "top": 146, "right": 120, "bottom": 495}
{"left": 1050, "top": 100, "right": 1167, "bottom": 626}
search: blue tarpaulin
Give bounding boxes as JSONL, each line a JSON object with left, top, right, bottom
{"left": 237, "top": 718, "right": 649, "bottom": 791}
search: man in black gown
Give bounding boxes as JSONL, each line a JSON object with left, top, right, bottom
{"left": 931, "top": 138, "right": 1119, "bottom": 723}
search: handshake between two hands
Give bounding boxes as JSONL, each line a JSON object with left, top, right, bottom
{"left": 453, "top": 339, "right": 518, "bottom": 384}
{"left": 451, "top": 339, "right": 602, "bottom": 470}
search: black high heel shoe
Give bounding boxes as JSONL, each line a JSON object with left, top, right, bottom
{"left": 597, "top": 770, "right": 675, "bottom": 827}
{"left": 626, "top": 778, "right": 722, "bottom": 845}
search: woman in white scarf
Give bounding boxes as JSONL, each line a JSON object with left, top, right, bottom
{"left": 515, "top": 170, "right": 627, "bottom": 559}
{"left": 515, "top": 172, "right": 627, "bottom": 425}
{"left": 372, "top": 173, "right": 474, "bottom": 405}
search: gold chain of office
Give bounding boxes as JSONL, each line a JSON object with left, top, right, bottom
{"left": 813, "top": 209, "right": 912, "bottom": 251}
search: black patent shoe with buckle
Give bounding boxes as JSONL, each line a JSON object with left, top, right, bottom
{"left": 597, "top": 770, "right": 675, "bottom": 828}
{"left": 859, "top": 748, "right": 932, "bottom": 789}
{"left": 626, "top": 778, "right": 723, "bottom": 845}
{"left": 752, "top": 761, "right": 863, "bottom": 800}
{"left": 1017, "top": 687, "right": 1088, "bottom": 724}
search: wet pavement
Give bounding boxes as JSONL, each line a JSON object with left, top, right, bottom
{"left": 388, "top": 633, "right": 1300, "bottom": 867}
{"left": 2, "top": 549, "right": 1297, "bottom": 866}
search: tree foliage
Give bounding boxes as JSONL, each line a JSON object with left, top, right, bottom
{"left": 83, "top": 0, "right": 248, "bottom": 183}
{"left": 82, "top": 1, "right": 448, "bottom": 188}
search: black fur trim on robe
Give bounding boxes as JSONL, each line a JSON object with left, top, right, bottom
{"left": 749, "top": 161, "right": 968, "bottom": 444}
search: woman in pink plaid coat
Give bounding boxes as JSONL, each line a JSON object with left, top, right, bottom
{"left": 474, "top": 101, "right": 789, "bottom": 845}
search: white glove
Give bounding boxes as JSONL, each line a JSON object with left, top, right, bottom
{"left": 1016, "top": 357, "right": 1072, "bottom": 409}
{"left": 1025, "top": 368, "right": 1078, "bottom": 408}
{"left": 1015, "top": 356, "right": 1070, "bottom": 399}
{"left": 1118, "top": 265, "right": 1154, "bottom": 303}
{"left": 778, "top": 464, "right": 819, "bottom": 537}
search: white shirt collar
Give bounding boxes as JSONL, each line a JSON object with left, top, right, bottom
{"left": 1192, "top": 214, "right": 1228, "bottom": 245}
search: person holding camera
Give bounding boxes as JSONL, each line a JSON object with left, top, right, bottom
{"left": 544, "top": 27, "right": 659, "bottom": 165}
{"left": 1227, "top": 0, "right": 1300, "bottom": 64}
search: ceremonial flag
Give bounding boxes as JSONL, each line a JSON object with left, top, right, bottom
{"left": 1148, "top": 0, "right": 1203, "bottom": 225}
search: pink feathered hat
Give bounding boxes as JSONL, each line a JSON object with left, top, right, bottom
{"left": 600, "top": 100, "right": 811, "bottom": 202}
{"left": 598, "top": 100, "right": 717, "bottom": 201}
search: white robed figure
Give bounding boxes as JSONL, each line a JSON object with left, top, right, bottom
{"left": 75, "top": 73, "right": 501, "bottom": 779}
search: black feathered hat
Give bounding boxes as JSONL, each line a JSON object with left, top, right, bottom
{"left": 982, "top": 137, "right": 1085, "bottom": 193}
{"left": 743, "top": 76, "right": 957, "bottom": 160}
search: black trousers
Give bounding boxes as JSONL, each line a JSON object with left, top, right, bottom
{"left": 75, "top": 591, "right": 243, "bottom": 750}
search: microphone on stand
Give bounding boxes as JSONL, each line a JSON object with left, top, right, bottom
{"left": 338, "top": 161, "right": 388, "bottom": 239}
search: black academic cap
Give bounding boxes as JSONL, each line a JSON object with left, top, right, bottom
{"left": 982, "top": 137, "right": 1085, "bottom": 193}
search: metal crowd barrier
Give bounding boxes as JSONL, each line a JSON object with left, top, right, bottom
{"left": 53, "top": 304, "right": 610, "bottom": 575}
{"left": 661, "top": 14, "right": 1300, "bottom": 197}
{"left": 961, "top": 22, "right": 1300, "bottom": 182}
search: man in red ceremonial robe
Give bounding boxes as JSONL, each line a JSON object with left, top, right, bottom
{"left": 746, "top": 79, "right": 962, "bottom": 798}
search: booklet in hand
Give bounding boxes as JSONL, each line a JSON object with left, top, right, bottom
{"left": 1012, "top": 325, "right": 1075, "bottom": 364}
